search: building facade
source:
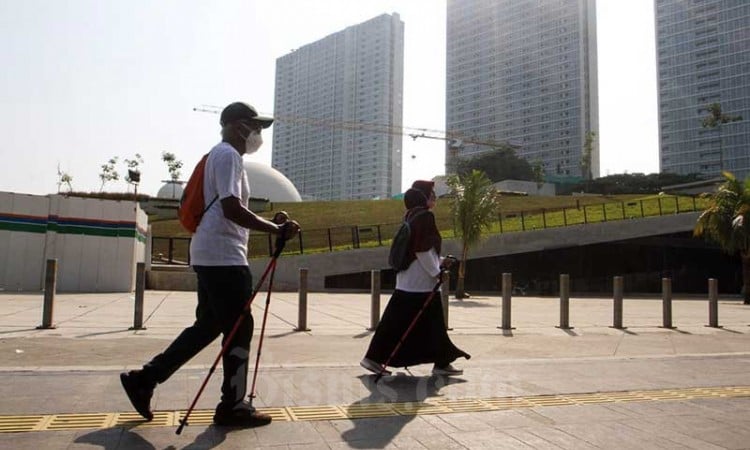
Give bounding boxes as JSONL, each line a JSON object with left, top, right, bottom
{"left": 272, "top": 14, "right": 404, "bottom": 200}
{"left": 445, "top": 0, "right": 599, "bottom": 180}
{"left": 656, "top": 0, "right": 750, "bottom": 179}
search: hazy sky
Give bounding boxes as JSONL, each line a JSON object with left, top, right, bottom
{"left": 0, "top": 0, "right": 658, "bottom": 197}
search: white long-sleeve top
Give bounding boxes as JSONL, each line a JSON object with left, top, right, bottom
{"left": 395, "top": 247, "right": 442, "bottom": 293}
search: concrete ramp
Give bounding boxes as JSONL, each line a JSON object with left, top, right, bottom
{"left": 256, "top": 212, "right": 701, "bottom": 291}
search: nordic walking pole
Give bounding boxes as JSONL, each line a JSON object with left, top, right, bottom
{"left": 176, "top": 226, "right": 290, "bottom": 435}
{"left": 249, "top": 213, "right": 290, "bottom": 404}
{"left": 374, "top": 267, "right": 450, "bottom": 384}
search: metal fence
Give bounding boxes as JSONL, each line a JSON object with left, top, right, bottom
{"left": 150, "top": 195, "right": 707, "bottom": 265}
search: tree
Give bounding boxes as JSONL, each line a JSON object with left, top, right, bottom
{"left": 581, "top": 131, "right": 596, "bottom": 181}
{"left": 532, "top": 160, "right": 545, "bottom": 189}
{"left": 98, "top": 156, "right": 119, "bottom": 192}
{"left": 560, "top": 172, "right": 705, "bottom": 195}
{"left": 694, "top": 171, "right": 750, "bottom": 304}
{"left": 57, "top": 164, "right": 73, "bottom": 193}
{"left": 454, "top": 146, "right": 535, "bottom": 183}
{"left": 701, "top": 103, "right": 743, "bottom": 172}
{"left": 446, "top": 170, "right": 499, "bottom": 299}
{"left": 161, "top": 151, "right": 183, "bottom": 182}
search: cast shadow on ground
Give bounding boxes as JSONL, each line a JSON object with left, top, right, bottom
{"left": 180, "top": 425, "right": 234, "bottom": 450}
{"left": 556, "top": 327, "right": 579, "bottom": 336}
{"left": 268, "top": 330, "right": 298, "bottom": 339}
{"left": 74, "top": 423, "right": 235, "bottom": 450}
{"left": 75, "top": 329, "right": 134, "bottom": 338}
{"left": 447, "top": 300, "right": 493, "bottom": 308}
{"left": 669, "top": 327, "right": 692, "bottom": 335}
{"left": 74, "top": 426, "right": 157, "bottom": 450}
{"left": 340, "top": 373, "right": 466, "bottom": 448}
{"left": 0, "top": 328, "right": 40, "bottom": 335}
{"left": 718, "top": 327, "right": 744, "bottom": 334}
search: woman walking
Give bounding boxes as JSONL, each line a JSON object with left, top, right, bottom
{"left": 360, "top": 180, "right": 470, "bottom": 376}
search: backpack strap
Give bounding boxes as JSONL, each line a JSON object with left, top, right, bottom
{"left": 204, "top": 194, "right": 219, "bottom": 214}
{"left": 200, "top": 149, "right": 219, "bottom": 215}
{"left": 404, "top": 207, "right": 429, "bottom": 223}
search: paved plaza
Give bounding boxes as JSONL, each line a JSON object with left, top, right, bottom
{"left": 0, "top": 288, "right": 749, "bottom": 449}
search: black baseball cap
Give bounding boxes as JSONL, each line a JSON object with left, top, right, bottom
{"left": 219, "top": 102, "right": 274, "bottom": 128}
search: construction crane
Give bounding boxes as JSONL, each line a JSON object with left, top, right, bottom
{"left": 193, "top": 104, "right": 521, "bottom": 154}
{"left": 193, "top": 104, "right": 441, "bottom": 139}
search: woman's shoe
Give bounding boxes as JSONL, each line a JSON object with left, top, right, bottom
{"left": 360, "top": 358, "right": 391, "bottom": 376}
{"left": 432, "top": 363, "right": 463, "bottom": 376}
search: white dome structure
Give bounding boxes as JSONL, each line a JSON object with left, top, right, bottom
{"left": 156, "top": 181, "right": 184, "bottom": 200}
{"left": 243, "top": 161, "right": 302, "bottom": 202}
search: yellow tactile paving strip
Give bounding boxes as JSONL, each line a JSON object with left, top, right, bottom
{"left": 1, "top": 386, "right": 749, "bottom": 433}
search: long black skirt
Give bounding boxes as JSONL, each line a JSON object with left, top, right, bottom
{"left": 364, "top": 289, "right": 470, "bottom": 368}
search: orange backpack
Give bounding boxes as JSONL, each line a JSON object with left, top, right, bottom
{"left": 178, "top": 154, "right": 218, "bottom": 233}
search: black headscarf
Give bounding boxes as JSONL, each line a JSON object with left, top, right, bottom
{"left": 402, "top": 180, "right": 441, "bottom": 262}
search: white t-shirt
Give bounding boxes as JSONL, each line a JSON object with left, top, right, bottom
{"left": 396, "top": 248, "right": 442, "bottom": 293}
{"left": 189, "top": 142, "right": 250, "bottom": 266}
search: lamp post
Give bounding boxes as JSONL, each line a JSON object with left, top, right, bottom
{"left": 128, "top": 169, "right": 141, "bottom": 206}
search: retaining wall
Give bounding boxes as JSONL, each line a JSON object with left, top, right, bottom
{"left": 0, "top": 192, "right": 147, "bottom": 292}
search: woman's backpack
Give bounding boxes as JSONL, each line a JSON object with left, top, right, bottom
{"left": 388, "top": 208, "right": 428, "bottom": 271}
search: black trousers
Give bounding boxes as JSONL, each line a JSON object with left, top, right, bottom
{"left": 142, "top": 265, "right": 254, "bottom": 408}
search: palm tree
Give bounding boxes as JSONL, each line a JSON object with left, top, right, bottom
{"left": 694, "top": 172, "right": 750, "bottom": 304}
{"left": 446, "top": 169, "right": 498, "bottom": 299}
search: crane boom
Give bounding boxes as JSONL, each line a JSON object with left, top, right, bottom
{"left": 192, "top": 105, "right": 519, "bottom": 151}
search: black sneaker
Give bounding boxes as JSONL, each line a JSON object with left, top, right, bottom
{"left": 120, "top": 370, "right": 154, "bottom": 421}
{"left": 213, "top": 402, "right": 272, "bottom": 428}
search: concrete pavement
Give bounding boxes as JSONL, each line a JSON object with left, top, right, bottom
{"left": 0, "top": 289, "right": 749, "bottom": 449}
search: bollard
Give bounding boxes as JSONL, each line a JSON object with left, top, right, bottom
{"left": 295, "top": 268, "right": 310, "bottom": 331}
{"left": 499, "top": 272, "right": 515, "bottom": 330}
{"left": 557, "top": 274, "right": 572, "bottom": 329}
{"left": 368, "top": 270, "right": 380, "bottom": 331}
{"left": 612, "top": 276, "right": 625, "bottom": 329}
{"left": 707, "top": 278, "right": 720, "bottom": 328}
{"left": 661, "top": 277, "right": 674, "bottom": 328}
{"left": 441, "top": 271, "right": 452, "bottom": 330}
{"left": 37, "top": 259, "right": 57, "bottom": 329}
{"left": 130, "top": 262, "right": 146, "bottom": 330}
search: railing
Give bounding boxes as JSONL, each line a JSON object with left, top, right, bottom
{"left": 150, "top": 195, "right": 708, "bottom": 265}
{"left": 151, "top": 223, "right": 399, "bottom": 265}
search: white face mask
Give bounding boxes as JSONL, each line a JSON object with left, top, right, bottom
{"left": 244, "top": 130, "right": 263, "bottom": 154}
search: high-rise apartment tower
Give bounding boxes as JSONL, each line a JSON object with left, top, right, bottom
{"left": 272, "top": 14, "right": 404, "bottom": 200}
{"left": 446, "top": 0, "right": 599, "bottom": 180}
{"left": 655, "top": 0, "right": 749, "bottom": 179}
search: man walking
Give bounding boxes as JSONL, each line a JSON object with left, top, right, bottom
{"left": 121, "top": 101, "right": 299, "bottom": 428}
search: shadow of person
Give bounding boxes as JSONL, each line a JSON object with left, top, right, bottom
{"left": 74, "top": 426, "right": 156, "bottom": 450}
{"left": 341, "top": 373, "right": 466, "bottom": 448}
{"left": 181, "top": 424, "right": 233, "bottom": 450}
{"left": 74, "top": 422, "right": 237, "bottom": 450}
